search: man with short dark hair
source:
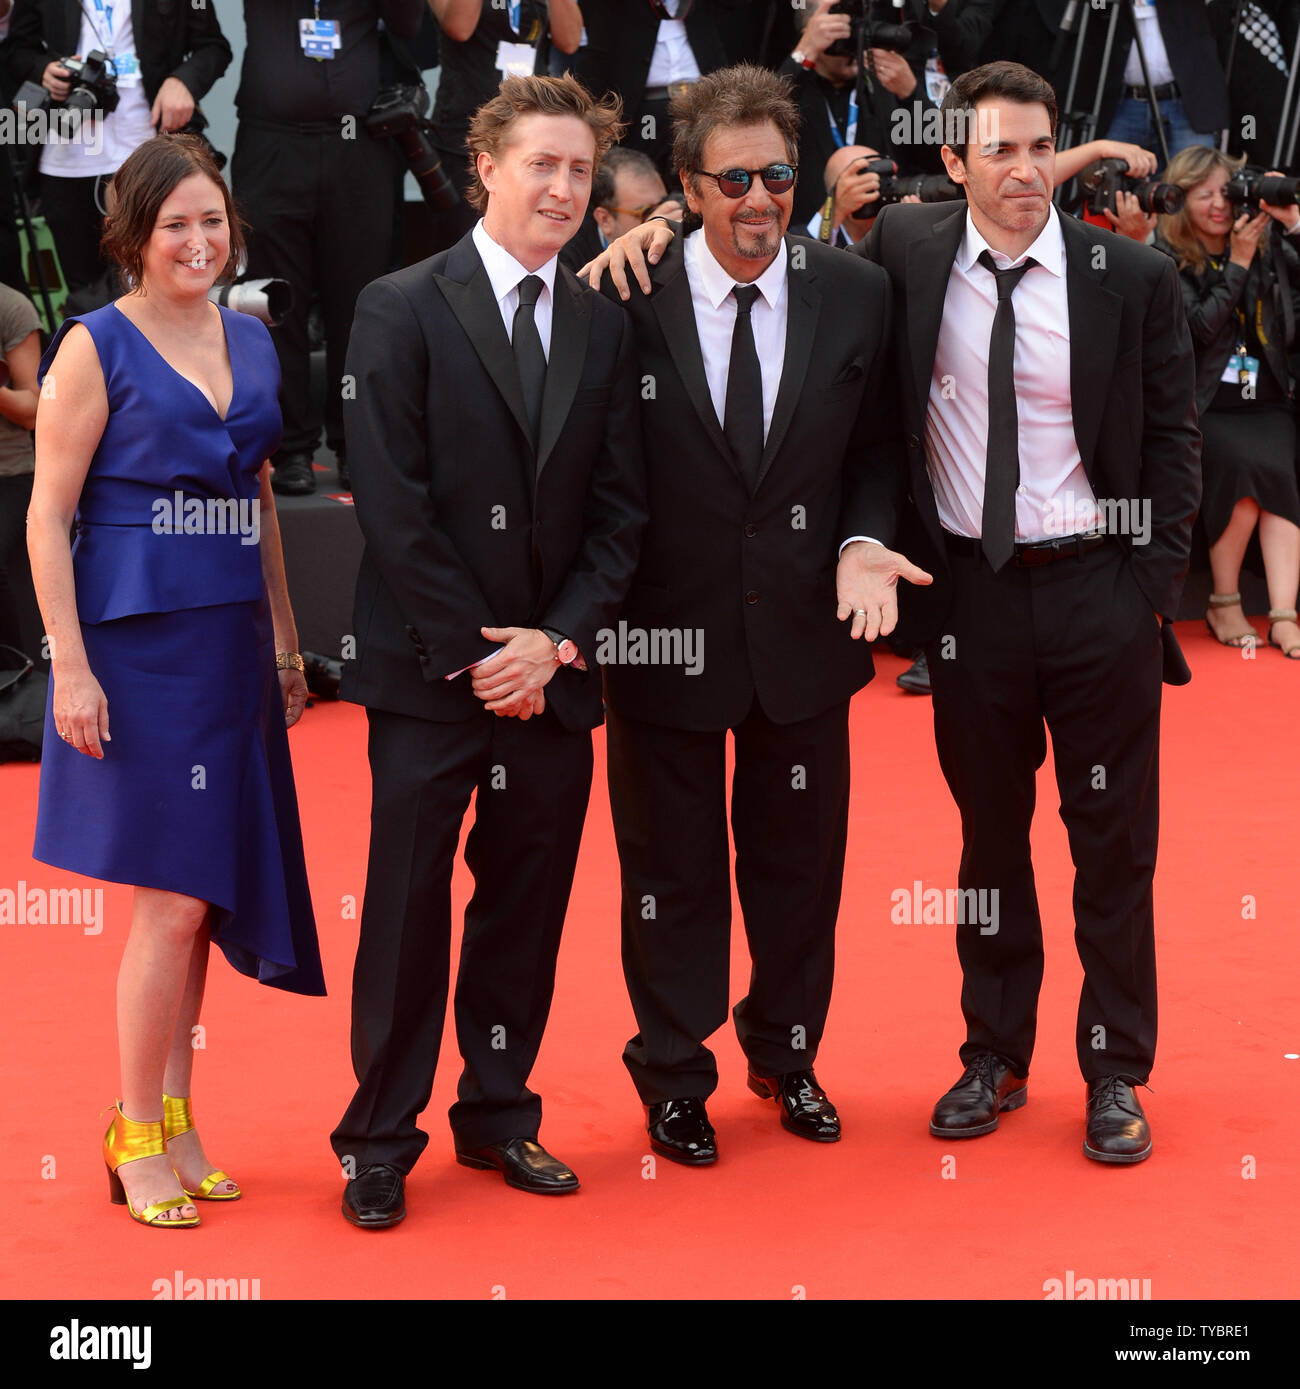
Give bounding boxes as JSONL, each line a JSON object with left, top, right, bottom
{"left": 859, "top": 60, "right": 1200, "bottom": 1162}
{"left": 331, "top": 72, "right": 646, "bottom": 1227}
{"left": 559, "top": 146, "right": 678, "bottom": 273}
{"left": 596, "top": 63, "right": 922, "bottom": 1164}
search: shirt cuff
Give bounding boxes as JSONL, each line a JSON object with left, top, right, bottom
{"left": 444, "top": 647, "right": 505, "bottom": 680}
{"left": 839, "top": 536, "right": 884, "bottom": 554}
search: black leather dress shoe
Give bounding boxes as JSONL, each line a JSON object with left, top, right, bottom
{"left": 1083, "top": 1076, "right": 1152, "bottom": 1164}
{"left": 455, "top": 1137, "right": 580, "bottom": 1194}
{"left": 270, "top": 451, "right": 316, "bottom": 496}
{"left": 929, "top": 1052, "right": 1028, "bottom": 1137}
{"left": 747, "top": 1069, "right": 841, "bottom": 1142}
{"left": 646, "top": 1097, "right": 717, "bottom": 1165}
{"left": 342, "top": 1163, "right": 406, "bottom": 1229}
{"left": 896, "top": 651, "right": 931, "bottom": 695}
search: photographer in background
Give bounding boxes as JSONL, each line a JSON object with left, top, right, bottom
{"left": 0, "top": 278, "right": 40, "bottom": 655}
{"left": 233, "top": 1, "right": 423, "bottom": 497}
{"left": 2, "top": 0, "right": 230, "bottom": 299}
{"left": 427, "top": 1, "right": 583, "bottom": 254}
{"left": 1155, "top": 147, "right": 1300, "bottom": 658}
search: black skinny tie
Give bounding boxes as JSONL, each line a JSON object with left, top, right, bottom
{"left": 724, "top": 284, "right": 764, "bottom": 490}
{"left": 977, "top": 249, "right": 1036, "bottom": 572}
{"left": 512, "top": 274, "right": 547, "bottom": 448}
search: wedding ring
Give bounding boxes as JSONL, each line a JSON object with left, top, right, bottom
{"left": 853, "top": 609, "right": 867, "bottom": 616}
{"left": 61, "top": 732, "right": 72, "bottom": 741}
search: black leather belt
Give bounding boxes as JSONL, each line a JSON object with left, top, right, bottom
{"left": 643, "top": 81, "right": 698, "bottom": 102}
{"left": 943, "top": 530, "right": 1109, "bottom": 567}
{"left": 1125, "top": 81, "right": 1178, "bottom": 102}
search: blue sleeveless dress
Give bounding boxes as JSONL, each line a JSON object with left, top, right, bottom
{"left": 32, "top": 302, "right": 325, "bottom": 996}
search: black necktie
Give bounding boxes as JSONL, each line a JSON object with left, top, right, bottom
{"left": 724, "top": 284, "right": 764, "bottom": 490}
{"left": 512, "top": 274, "right": 546, "bottom": 448}
{"left": 978, "top": 249, "right": 1036, "bottom": 572}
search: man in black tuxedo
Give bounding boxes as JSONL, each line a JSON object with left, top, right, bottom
{"left": 595, "top": 63, "right": 922, "bottom": 1163}
{"left": 331, "top": 73, "right": 647, "bottom": 1227}
{"left": 858, "top": 61, "right": 1200, "bottom": 1162}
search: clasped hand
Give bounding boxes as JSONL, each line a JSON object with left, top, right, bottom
{"left": 470, "top": 626, "right": 558, "bottom": 719}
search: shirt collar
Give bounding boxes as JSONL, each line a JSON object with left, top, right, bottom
{"left": 957, "top": 202, "right": 1065, "bottom": 278}
{"left": 472, "top": 219, "right": 559, "bottom": 305}
{"left": 687, "top": 228, "right": 788, "bottom": 312}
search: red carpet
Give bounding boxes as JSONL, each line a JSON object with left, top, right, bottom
{"left": 3, "top": 622, "right": 1297, "bottom": 1301}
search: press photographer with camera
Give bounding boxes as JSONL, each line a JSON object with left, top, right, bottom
{"left": 232, "top": 1, "right": 424, "bottom": 497}
{"left": 1154, "top": 148, "right": 1300, "bottom": 658}
{"left": 426, "top": 1, "right": 583, "bottom": 255}
{"left": 2, "top": 0, "right": 231, "bottom": 298}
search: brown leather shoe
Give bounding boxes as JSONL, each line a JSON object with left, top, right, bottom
{"left": 1083, "top": 1076, "right": 1152, "bottom": 1164}
{"left": 455, "top": 1137, "right": 580, "bottom": 1194}
{"left": 930, "top": 1053, "right": 1028, "bottom": 1137}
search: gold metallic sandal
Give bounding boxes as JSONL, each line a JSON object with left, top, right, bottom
{"left": 103, "top": 1102, "right": 200, "bottom": 1228}
{"left": 1267, "top": 608, "right": 1300, "bottom": 659}
{"left": 163, "top": 1094, "right": 241, "bottom": 1200}
{"left": 1204, "top": 592, "right": 1258, "bottom": 648}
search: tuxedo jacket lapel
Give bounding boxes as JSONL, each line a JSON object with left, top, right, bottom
{"left": 536, "top": 265, "right": 591, "bottom": 480}
{"left": 649, "top": 243, "right": 736, "bottom": 471}
{"left": 1061, "top": 217, "right": 1124, "bottom": 484}
{"left": 434, "top": 234, "right": 534, "bottom": 452}
{"left": 904, "top": 204, "right": 965, "bottom": 421}
{"left": 755, "top": 238, "right": 820, "bottom": 492}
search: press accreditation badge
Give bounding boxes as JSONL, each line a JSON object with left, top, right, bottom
{"left": 1222, "top": 353, "right": 1260, "bottom": 390}
{"left": 109, "top": 52, "right": 142, "bottom": 87}
{"left": 924, "top": 54, "right": 949, "bottom": 105}
{"left": 495, "top": 41, "right": 537, "bottom": 80}
{"left": 299, "top": 19, "right": 341, "bottom": 60}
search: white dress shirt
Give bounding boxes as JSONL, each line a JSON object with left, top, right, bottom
{"left": 925, "top": 204, "right": 1097, "bottom": 543}
{"left": 1122, "top": 0, "right": 1175, "bottom": 88}
{"left": 471, "top": 218, "right": 557, "bottom": 360}
{"left": 645, "top": 0, "right": 702, "bottom": 88}
{"left": 684, "top": 230, "right": 788, "bottom": 444}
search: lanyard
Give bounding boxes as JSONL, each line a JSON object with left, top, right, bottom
{"left": 81, "top": 0, "right": 114, "bottom": 57}
{"left": 827, "top": 92, "right": 858, "bottom": 149}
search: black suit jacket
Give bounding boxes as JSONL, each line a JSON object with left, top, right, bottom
{"left": 858, "top": 201, "right": 1201, "bottom": 682}
{"left": 3, "top": 0, "right": 231, "bottom": 107}
{"left": 341, "top": 230, "right": 648, "bottom": 732}
{"left": 600, "top": 230, "right": 905, "bottom": 730}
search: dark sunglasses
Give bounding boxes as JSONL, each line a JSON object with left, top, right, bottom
{"left": 696, "top": 163, "right": 797, "bottom": 198}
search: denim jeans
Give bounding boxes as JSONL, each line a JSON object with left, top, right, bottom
{"left": 1105, "top": 96, "right": 1217, "bottom": 170}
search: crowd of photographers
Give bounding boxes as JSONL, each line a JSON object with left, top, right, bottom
{"left": 0, "top": 0, "right": 1298, "bottom": 679}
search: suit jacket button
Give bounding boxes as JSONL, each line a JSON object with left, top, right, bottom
{"left": 745, "top": 591, "right": 759, "bottom": 604}
{"left": 907, "top": 433, "right": 921, "bottom": 449}
{"left": 744, "top": 523, "right": 757, "bottom": 538}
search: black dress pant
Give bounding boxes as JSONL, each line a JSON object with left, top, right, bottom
{"left": 39, "top": 172, "right": 110, "bottom": 294}
{"left": 330, "top": 703, "right": 593, "bottom": 1172}
{"left": 926, "top": 539, "right": 1163, "bottom": 1083}
{"left": 231, "top": 120, "right": 399, "bottom": 458}
{"left": 607, "top": 695, "right": 851, "bottom": 1103}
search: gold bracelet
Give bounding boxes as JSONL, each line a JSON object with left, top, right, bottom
{"left": 276, "top": 652, "right": 305, "bottom": 672}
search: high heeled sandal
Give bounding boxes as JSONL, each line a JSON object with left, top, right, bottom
{"left": 162, "top": 1094, "right": 241, "bottom": 1200}
{"left": 102, "top": 1101, "right": 200, "bottom": 1228}
{"left": 1204, "top": 592, "right": 1258, "bottom": 647}
{"left": 1267, "top": 608, "right": 1300, "bottom": 659}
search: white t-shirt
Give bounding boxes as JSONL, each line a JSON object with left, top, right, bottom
{"left": 41, "top": 0, "right": 157, "bottom": 179}
{"left": 1122, "top": 0, "right": 1176, "bottom": 89}
{"left": 645, "top": 0, "right": 701, "bottom": 88}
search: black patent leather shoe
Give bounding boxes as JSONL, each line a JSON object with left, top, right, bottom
{"left": 646, "top": 1097, "right": 717, "bottom": 1165}
{"left": 1083, "top": 1076, "right": 1152, "bottom": 1164}
{"left": 929, "top": 1052, "right": 1028, "bottom": 1137}
{"left": 270, "top": 451, "right": 316, "bottom": 496}
{"left": 747, "top": 1069, "right": 841, "bottom": 1142}
{"left": 455, "top": 1137, "right": 580, "bottom": 1194}
{"left": 896, "top": 651, "right": 931, "bottom": 695}
{"left": 342, "top": 1162, "right": 406, "bottom": 1229}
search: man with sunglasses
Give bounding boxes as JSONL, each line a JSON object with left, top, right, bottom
{"left": 593, "top": 63, "right": 925, "bottom": 1165}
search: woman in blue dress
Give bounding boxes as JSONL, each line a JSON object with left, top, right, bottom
{"left": 27, "top": 135, "right": 325, "bottom": 1229}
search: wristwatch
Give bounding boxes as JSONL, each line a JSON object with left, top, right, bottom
{"left": 540, "top": 628, "right": 579, "bottom": 665}
{"left": 791, "top": 48, "right": 816, "bottom": 70}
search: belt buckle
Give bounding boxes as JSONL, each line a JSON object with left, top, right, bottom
{"left": 667, "top": 80, "right": 695, "bottom": 100}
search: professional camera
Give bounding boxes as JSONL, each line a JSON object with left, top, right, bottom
{"left": 172, "top": 110, "right": 226, "bottom": 172}
{"left": 366, "top": 82, "right": 460, "bottom": 213}
{"left": 827, "top": 0, "right": 914, "bottom": 60}
{"left": 13, "top": 48, "right": 120, "bottom": 119}
{"left": 509, "top": 0, "right": 549, "bottom": 42}
{"left": 846, "top": 158, "right": 964, "bottom": 215}
{"left": 1077, "top": 158, "right": 1184, "bottom": 217}
{"left": 1224, "top": 166, "right": 1300, "bottom": 215}
{"left": 208, "top": 279, "right": 292, "bottom": 328}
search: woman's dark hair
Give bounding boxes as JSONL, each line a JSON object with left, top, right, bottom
{"left": 101, "top": 134, "right": 246, "bottom": 291}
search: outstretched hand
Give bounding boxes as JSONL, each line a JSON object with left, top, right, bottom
{"left": 836, "top": 540, "right": 933, "bottom": 641}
